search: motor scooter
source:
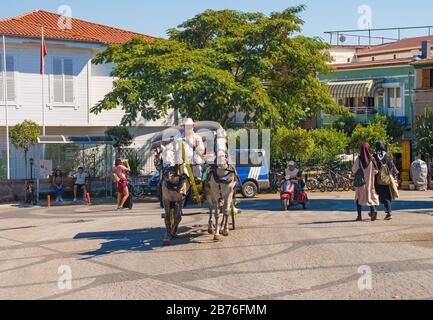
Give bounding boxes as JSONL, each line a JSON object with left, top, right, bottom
{"left": 280, "top": 177, "right": 308, "bottom": 210}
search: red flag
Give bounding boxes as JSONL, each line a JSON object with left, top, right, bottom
{"left": 40, "top": 28, "right": 47, "bottom": 75}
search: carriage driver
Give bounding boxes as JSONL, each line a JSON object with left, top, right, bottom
{"left": 183, "top": 118, "right": 206, "bottom": 182}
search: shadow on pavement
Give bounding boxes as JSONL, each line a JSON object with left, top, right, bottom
{"left": 239, "top": 198, "right": 433, "bottom": 213}
{"left": 74, "top": 226, "right": 197, "bottom": 258}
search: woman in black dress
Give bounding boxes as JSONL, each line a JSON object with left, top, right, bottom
{"left": 373, "top": 141, "right": 398, "bottom": 221}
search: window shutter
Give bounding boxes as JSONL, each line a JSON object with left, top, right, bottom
{"left": 422, "top": 68, "right": 431, "bottom": 88}
{"left": 63, "top": 59, "right": 74, "bottom": 103}
{"left": 6, "top": 56, "right": 15, "bottom": 101}
{"left": 53, "top": 58, "right": 64, "bottom": 103}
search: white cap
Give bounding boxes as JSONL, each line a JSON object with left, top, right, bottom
{"left": 183, "top": 118, "right": 194, "bottom": 126}
{"left": 288, "top": 161, "right": 296, "bottom": 166}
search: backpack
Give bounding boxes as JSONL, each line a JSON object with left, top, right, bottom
{"left": 377, "top": 159, "right": 391, "bottom": 186}
{"left": 354, "top": 164, "right": 366, "bottom": 188}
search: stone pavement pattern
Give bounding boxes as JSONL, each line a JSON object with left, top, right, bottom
{"left": 1, "top": 191, "right": 433, "bottom": 300}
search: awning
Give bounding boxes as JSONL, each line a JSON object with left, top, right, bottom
{"left": 327, "top": 79, "right": 384, "bottom": 98}
{"left": 37, "top": 135, "right": 115, "bottom": 145}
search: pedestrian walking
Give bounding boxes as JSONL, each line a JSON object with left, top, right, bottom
{"left": 113, "top": 159, "right": 131, "bottom": 211}
{"left": 373, "top": 141, "right": 398, "bottom": 221}
{"left": 352, "top": 143, "right": 380, "bottom": 222}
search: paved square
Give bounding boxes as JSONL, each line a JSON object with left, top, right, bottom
{"left": 1, "top": 191, "right": 433, "bottom": 300}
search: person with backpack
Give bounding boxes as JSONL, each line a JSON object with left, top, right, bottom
{"left": 374, "top": 141, "right": 399, "bottom": 221}
{"left": 352, "top": 143, "right": 380, "bottom": 222}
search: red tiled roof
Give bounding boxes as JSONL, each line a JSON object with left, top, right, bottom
{"left": 357, "top": 36, "right": 433, "bottom": 56}
{"left": 0, "top": 10, "right": 156, "bottom": 44}
{"left": 332, "top": 58, "right": 415, "bottom": 70}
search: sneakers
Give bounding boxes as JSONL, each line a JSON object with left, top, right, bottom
{"left": 384, "top": 213, "right": 393, "bottom": 221}
{"left": 73, "top": 198, "right": 77, "bottom": 202}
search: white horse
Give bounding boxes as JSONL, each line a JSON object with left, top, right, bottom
{"left": 204, "top": 130, "right": 238, "bottom": 241}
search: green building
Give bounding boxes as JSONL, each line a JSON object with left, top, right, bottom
{"left": 318, "top": 60, "right": 415, "bottom": 137}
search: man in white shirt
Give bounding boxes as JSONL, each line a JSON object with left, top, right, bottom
{"left": 183, "top": 118, "right": 205, "bottom": 181}
{"left": 73, "top": 167, "right": 89, "bottom": 202}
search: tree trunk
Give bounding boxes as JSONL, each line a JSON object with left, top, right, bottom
{"left": 24, "top": 150, "right": 28, "bottom": 180}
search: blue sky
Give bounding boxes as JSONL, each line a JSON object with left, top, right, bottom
{"left": 3, "top": 0, "right": 433, "bottom": 42}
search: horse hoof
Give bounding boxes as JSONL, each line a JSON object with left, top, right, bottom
{"left": 208, "top": 228, "right": 214, "bottom": 235}
{"left": 214, "top": 234, "right": 221, "bottom": 241}
{"left": 222, "top": 230, "right": 229, "bottom": 237}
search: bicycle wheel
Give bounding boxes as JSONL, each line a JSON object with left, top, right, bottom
{"left": 325, "top": 180, "right": 335, "bottom": 192}
{"left": 306, "top": 179, "right": 316, "bottom": 192}
{"left": 132, "top": 186, "right": 144, "bottom": 197}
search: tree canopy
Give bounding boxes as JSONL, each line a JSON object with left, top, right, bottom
{"left": 414, "top": 108, "right": 433, "bottom": 160}
{"left": 91, "top": 6, "right": 345, "bottom": 128}
{"left": 105, "top": 126, "right": 133, "bottom": 154}
{"left": 10, "top": 120, "right": 40, "bottom": 179}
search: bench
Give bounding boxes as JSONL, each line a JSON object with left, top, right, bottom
{"left": 37, "top": 177, "right": 112, "bottom": 199}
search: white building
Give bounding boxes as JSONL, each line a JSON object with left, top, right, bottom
{"left": 0, "top": 10, "right": 174, "bottom": 179}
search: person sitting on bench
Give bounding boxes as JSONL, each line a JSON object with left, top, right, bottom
{"left": 73, "top": 167, "right": 89, "bottom": 202}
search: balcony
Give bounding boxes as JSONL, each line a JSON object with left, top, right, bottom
{"left": 320, "top": 107, "right": 377, "bottom": 127}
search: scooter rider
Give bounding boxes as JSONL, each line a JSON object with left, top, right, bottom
{"left": 284, "top": 161, "right": 304, "bottom": 199}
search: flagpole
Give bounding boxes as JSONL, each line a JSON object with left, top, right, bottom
{"left": 2, "top": 34, "right": 10, "bottom": 180}
{"left": 41, "top": 27, "right": 45, "bottom": 137}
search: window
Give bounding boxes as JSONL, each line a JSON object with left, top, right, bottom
{"left": 376, "top": 90, "right": 384, "bottom": 108}
{"left": 386, "top": 87, "right": 401, "bottom": 109}
{"left": 0, "top": 55, "right": 16, "bottom": 103}
{"left": 53, "top": 58, "right": 74, "bottom": 104}
{"left": 422, "top": 68, "right": 433, "bottom": 88}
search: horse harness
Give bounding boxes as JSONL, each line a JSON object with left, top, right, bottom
{"left": 206, "top": 165, "right": 239, "bottom": 201}
{"left": 162, "top": 165, "right": 189, "bottom": 194}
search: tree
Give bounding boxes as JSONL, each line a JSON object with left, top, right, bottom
{"left": 105, "top": 126, "right": 133, "bottom": 155}
{"left": 271, "top": 127, "right": 315, "bottom": 169}
{"left": 309, "top": 128, "right": 349, "bottom": 166}
{"left": 91, "top": 6, "right": 345, "bottom": 128}
{"left": 349, "top": 122, "right": 388, "bottom": 153}
{"left": 10, "top": 120, "right": 40, "bottom": 179}
{"left": 414, "top": 108, "right": 433, "bottom": 161}
{"left": 332, "top": 113, "right": 357, "bottom": 135}
{"left": 372, "top": 114, "right": 405, "bottom": 143}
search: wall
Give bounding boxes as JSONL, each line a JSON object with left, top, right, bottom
{"left": 0, "top": 180, "right": 26, "bottom": 203}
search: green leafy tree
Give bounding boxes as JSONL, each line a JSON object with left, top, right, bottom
{"left": 271, "top": 127, "right": 315, "bottom": 169}
{"left": 332, "top": 113, "right": 357, "bottom": 135}
{"left": 349, "top": 123, "right": 389, "bottom": 153}
{"left": 372, "top": 114, "right": 405, "bottom": 143}
{"left": 10, "top": 120, "right": 40, "bottom": 179}
{"left": 414, "top": 108, "right": 433, "bottom": 161}
{"left": 92, "top": 6, "right": 345, "bottom": 128}
{"left": 309, "top": 128, "right": 349, "bottom": 166}
{"left": 126, "top": 150, "right": 142, "bottom": 176}
{"left": 105, "top": 126, "right": 133, "bottom": 155}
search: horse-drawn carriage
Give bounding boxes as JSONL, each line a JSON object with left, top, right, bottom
{"left": 151, "top": 121, "right": 239, "bottom": 245}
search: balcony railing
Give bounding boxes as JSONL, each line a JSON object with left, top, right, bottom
{"left": 348, "top": 106, "right": 377, "bottom": 115}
